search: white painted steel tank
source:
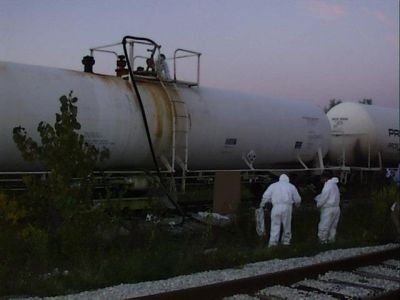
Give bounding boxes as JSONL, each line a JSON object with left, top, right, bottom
{"left": 0, "top": 61, "right": 330, "bottom": 172}
{"left": 181, "top": 88, "right": 330, "bottom": 170}
{"left": 327, "top": 102, "right": 399, "bottom": 167}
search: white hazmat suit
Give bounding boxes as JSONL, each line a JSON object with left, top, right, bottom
{"left": 315, "top": 177, "right": 340, "bottom": 243}
{"left": 260, "top": 174, "right": 301, "bottom": 247}
{"left": 156, "top": 54, "right": 171, "bottom": 80}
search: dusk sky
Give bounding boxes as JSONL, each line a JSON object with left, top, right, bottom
{"left": 0, "top": 0, "right": 398, "bottom": 109}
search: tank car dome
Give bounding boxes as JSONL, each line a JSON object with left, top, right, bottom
{"left": 327, "top": 102, "right": 399, "bottom": 167}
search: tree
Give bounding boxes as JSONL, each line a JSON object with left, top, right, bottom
{"left": 359, "top": 98, "right": 373, "bottom": 105}
{"left": 13, "top": 91, "right": 109, "bottom": 236}
{"left": 324, "top": 98, "right": 342, "bottom": 113}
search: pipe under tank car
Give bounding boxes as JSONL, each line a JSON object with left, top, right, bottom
{"left": 327, "top": 102, "right": 399, "bottom": 167}
{"left": 0, "top": 61, "right": 331, "bottom": 172}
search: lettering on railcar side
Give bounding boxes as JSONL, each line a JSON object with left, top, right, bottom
{"left": 83, "top": 131, "right": 114, "bottom": 146}
{"left": 388, "top": 128, "right": 399, "bottom": 137}
{"left": 225, "top": 138, "right": 237, "bottom": 145}
{"left": 331, "top": 117, "right": 348, "bottom": 129}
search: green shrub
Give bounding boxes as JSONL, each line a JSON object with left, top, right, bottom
{"left": 0, "top": 220, "right": 48, "bottom": 294}
{"left": 371, "top": 184, "right": 399, "bottom": 219}
{"left": 12, "top": 91, "right": 109, "bottom": 231}
{"left": 2, "top": 92, "right": 112, "bottom": 295}
{"left": 340, "top": 184, "right": 399, "bottom": 243}
{"left": 0, "top": 192, "right": 26, "bottom": 225}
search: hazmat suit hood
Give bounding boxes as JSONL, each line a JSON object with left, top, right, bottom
{"left": 329, "top": 177, "right": 339, "bottom": 184}
{"left": 279, "top": 174, "right": 290, "bottom": 183}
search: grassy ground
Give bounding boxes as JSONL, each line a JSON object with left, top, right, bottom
{"left": 1, "top": 182, "right": 398, "bottom": 297}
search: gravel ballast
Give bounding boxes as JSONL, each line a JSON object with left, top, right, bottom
{"left": 16, "top": 243, "right": 399, "bottom": 300}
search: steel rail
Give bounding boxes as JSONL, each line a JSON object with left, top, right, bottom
{"left": 125, "top": 246, "right": 400, "bottom": 300}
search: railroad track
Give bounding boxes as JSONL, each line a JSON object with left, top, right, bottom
{"left": 128, "top": 246, "right": 399, "bottom": 300}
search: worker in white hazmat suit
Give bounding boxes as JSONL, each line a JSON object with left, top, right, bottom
{"left": 156, "top": 54, "right": 171, "bottom": 80}
{"left": 259, "top": 174, "right": 301, "bottom": 247}
{"left": 315, "top": 173, "right": 340, "bottom": 244}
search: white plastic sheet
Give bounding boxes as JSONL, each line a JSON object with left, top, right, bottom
{"left": 255, "top": 208, "right": 266, "bottom": 236}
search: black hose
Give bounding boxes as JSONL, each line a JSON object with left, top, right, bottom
{"left": 122, "top": 36, "right": 185, "bottom": 224}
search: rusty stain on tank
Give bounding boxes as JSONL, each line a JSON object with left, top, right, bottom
{"left": 125, "top": 81, "right": 172, "bottom": 159}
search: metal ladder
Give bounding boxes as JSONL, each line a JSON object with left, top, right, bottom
{"left": 159, "top": 80, "right": 189, "bottom": 192}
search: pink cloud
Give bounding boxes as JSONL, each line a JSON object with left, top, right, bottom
{"left": 366, "top": 10, "right": 397, "bottom": 28}
{"left": 363, "top": 8, "right": 399, "bottom": 46}
{"left": 305, "top": 0, "right": 347, "bottom": 21}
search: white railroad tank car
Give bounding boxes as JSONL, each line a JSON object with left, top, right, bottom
{"left": 327, "top": 102, "right": 399, "bottom": 167}
{"left": 0, "top": 61, "right": 330, "bottom": 172}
